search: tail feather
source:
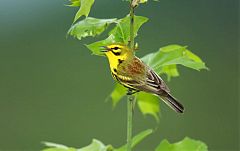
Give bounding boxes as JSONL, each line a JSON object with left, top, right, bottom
{"left": 160, "top": 93, "right": 184, "bottom": 113}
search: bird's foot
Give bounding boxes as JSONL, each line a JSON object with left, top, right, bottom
{"left": 126, "top": 89, "right": 139, "bottom": 95}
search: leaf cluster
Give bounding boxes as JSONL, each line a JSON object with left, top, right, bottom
{"left": 63, "top": 1, "right": 209, "bottom": 150}
{"left": 42, "top": 130, "right": 207, "bottom": 151}
{"left": 67, "top": 0, "right": 207, "bottom": 120}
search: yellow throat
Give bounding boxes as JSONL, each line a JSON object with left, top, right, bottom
{"left": 102, "top": 44, "right": 133, "bottom": 72}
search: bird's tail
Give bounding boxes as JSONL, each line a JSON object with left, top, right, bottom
{"left": 160, "top": 93, "right": 184, "bottom": 113}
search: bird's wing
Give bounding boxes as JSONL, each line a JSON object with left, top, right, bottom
{"left": 114, "top": 57, "right": 146, "bottom": 89}
{"left": 116, "top": 57, "right": 170, "bottom": 94}
{"left": 146, "top": 68, "right": 170, "bottom": 93}
{"left": 123, "top": 68, "right": 170, "bottom": 95}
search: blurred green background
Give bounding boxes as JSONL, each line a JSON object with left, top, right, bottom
{"left": 0, "top": 0, "right": 238, "bottom": 151}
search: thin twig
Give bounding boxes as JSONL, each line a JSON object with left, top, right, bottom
{"left": 127, "top": 1, "right": 136, "bottom": 151}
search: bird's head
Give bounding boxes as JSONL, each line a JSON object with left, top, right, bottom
{"left": 100, "top": 44, "right": 133, "bottom": 61}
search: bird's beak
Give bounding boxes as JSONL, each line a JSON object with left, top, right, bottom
{"left": 100, "top": 46, "right": 109, "bottom": 52}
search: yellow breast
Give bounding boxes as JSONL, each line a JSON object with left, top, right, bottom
{"left": 105, "top": 52, "right": 128, "bottom": 73}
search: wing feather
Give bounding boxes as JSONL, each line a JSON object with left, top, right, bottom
{"left": 115, "top": 57, "right": 170, "bottom": 95}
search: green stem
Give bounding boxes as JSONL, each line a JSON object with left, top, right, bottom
{"left": 127, "top": 95, "right": 134, "bottom": 151}
{"left": 127, "top": 1, "right": 135, "bottom": 151}
{"left": 129, "top": 1, "right": 135, "bottom": 50}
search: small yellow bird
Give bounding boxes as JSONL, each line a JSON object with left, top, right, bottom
{"left": 101, "top": 44, "right": 184, "bottom": 113}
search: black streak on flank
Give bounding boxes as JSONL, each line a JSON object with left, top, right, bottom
{"left": 113, "top": 68, "right": 117, "bottom": 73}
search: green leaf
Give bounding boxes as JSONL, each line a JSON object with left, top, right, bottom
{"left": 126, "top": 0, "right": 159, "bottom": 6}
{"left": 42, "top": 142, "right": 76, "bottom": 151}
{"left": 78, "top": 139, "right": 110, "bottom": 151}
{"left": 68, "top": 17, "right": 117, "bottom": 40}
{"left": 139, "top": 0, "right": 148, "bottom": 3}
{"left": 108, "top": 85, "right": 161, "bottom": 122}
{"left": 43, "top": 142, "right": 69, "bottom": 148}
{"left": 141, "top": 44, "right": 208, "bottom": 80}
{"left": 161, "top": 65, "right": 179, "bottom": 81}
{"left": 86, "top": 35, "right": 117, "bottom": 55}
{"left": 73, "top": 0, "right": 95, "bottom": 22}
{"left": 131, "top": 0, "right": 147, "bottom": 7}
{"left": 109, "top": 15, "right": 148, "bottom": 44}
{"left": 43, "top": 148, "right": 76, "bottom": 151}
{"left": 137, "top": 0, "right": 160, "bottom": 3}
{"left": 67, "top": 0, "right": 80, "bottom": 7}
{"left": 86, "top": 15, "right": 148, "bottom": 54}
{"left": 137, "top": 92, "right": 160, "bottom": 122}
{"left": 155, "top": 137, "right": 208, "bottom": 151}
{"left": 110, "top": 83, "right": 127, "bottom": 107}
{"left": 131, "top": 129, "right": 153, "bottom": 148}
{"left": 42, "top": 140, "right": 112, "bottom": 151}
{"left": 115, "top": 129, "right": 153, "bottom": 151}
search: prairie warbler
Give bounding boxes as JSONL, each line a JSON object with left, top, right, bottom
{"left": 101, "top": 44, "right": 184, "bottom": 113}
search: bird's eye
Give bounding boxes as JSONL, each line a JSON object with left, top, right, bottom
{"left": 113, "top": 47, "right": 119, "bottom": 50}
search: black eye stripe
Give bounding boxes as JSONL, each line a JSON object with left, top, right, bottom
{"left": 112, "top": 47, "right": 119, "bottom": 50}
{"left": 110, "top": 46, "right": 121, "bottom": 55}
{"left": 111, "top": 50, "right": 121, "bottom": 56}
